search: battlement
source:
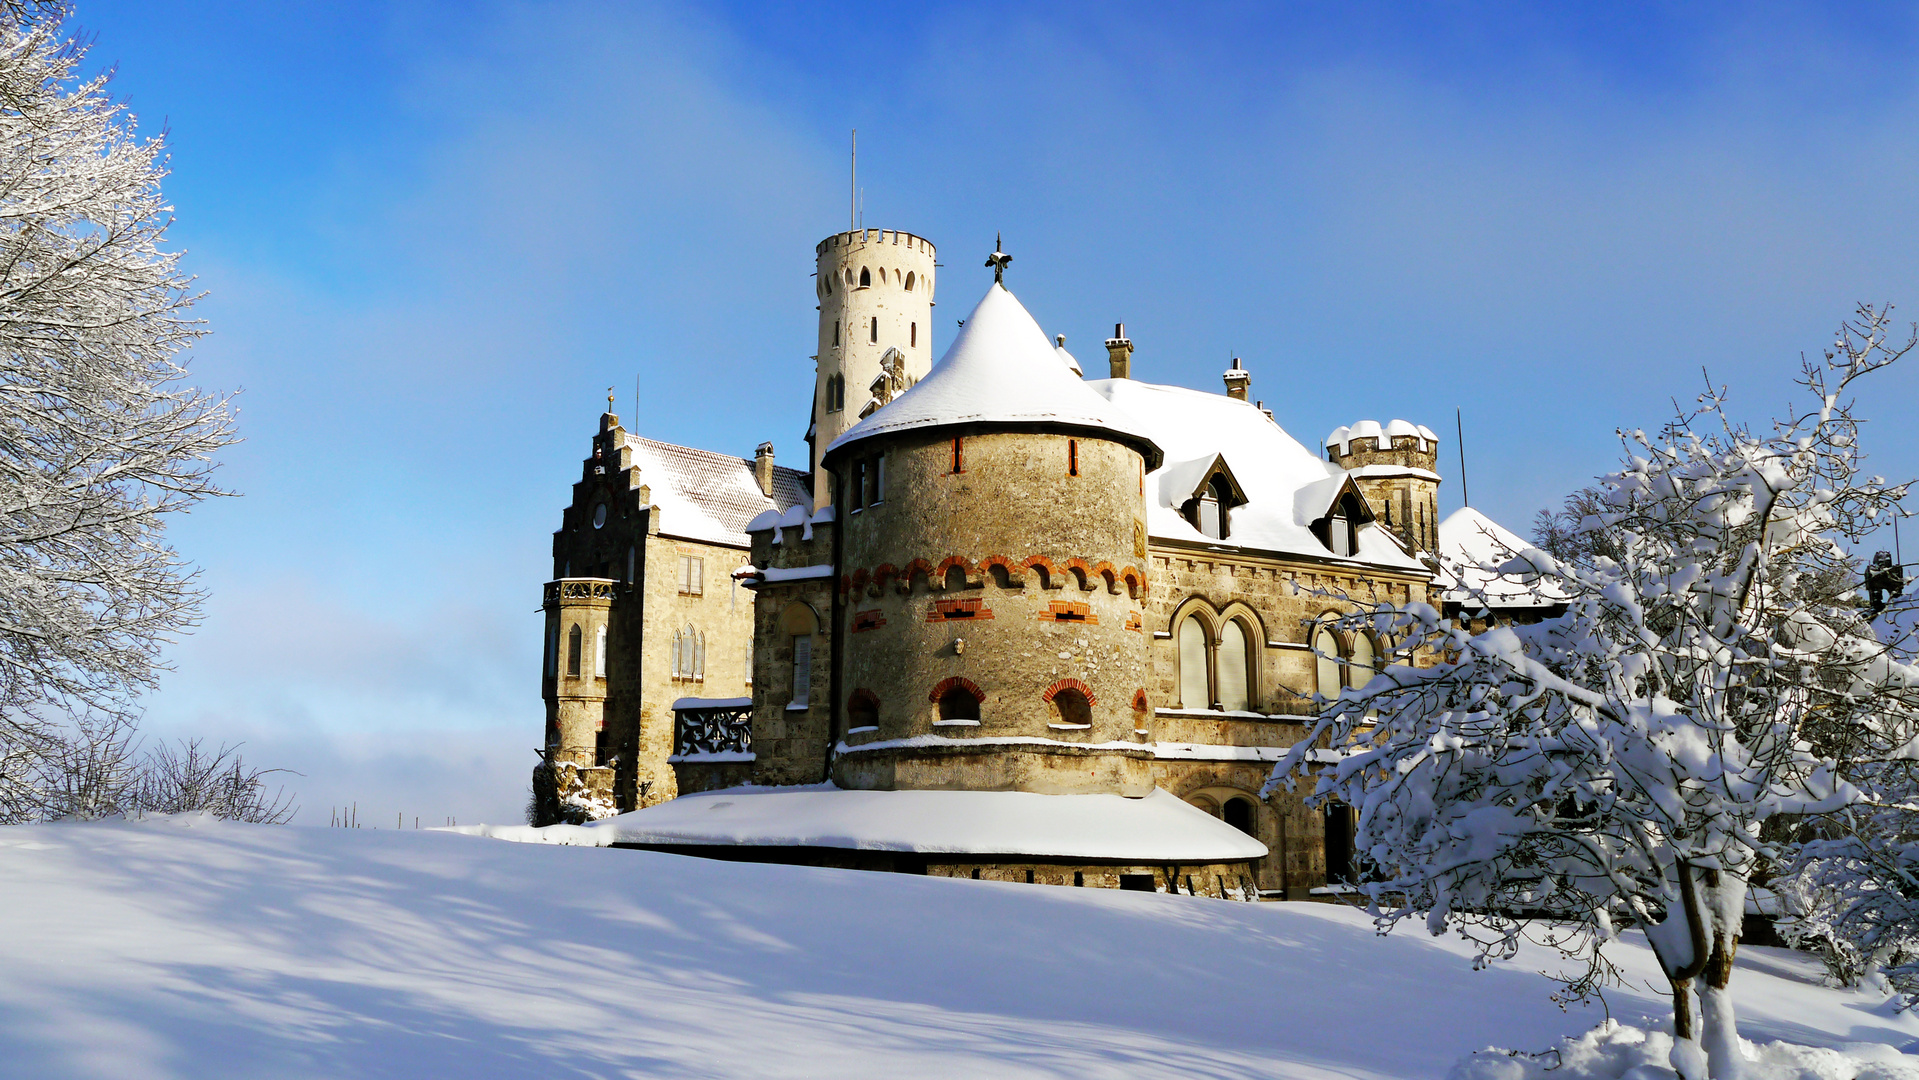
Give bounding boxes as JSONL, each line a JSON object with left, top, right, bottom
{"left": 816, "top": 228, "right": 936, "bottom": 258}
{"left": 1324, "top": 419, "right": 1439, "bottom": 469}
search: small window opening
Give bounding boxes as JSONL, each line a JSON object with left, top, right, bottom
{"left": 791, "top": 635, "right": 812, "bottom": 708}
{"left": 951, "top": 437, "right": 964, "bottom": 473}
{"left": 872, "top": 455, "right": 885, "bottom": 502}
{"left": 594, "top": 728, "right": 609, "bottom": 767}
{"left": 869, "top": 319, "right": 878, "bottom": 343}
{"left": 939, "top": 686, "right": 980, "bottom": 722}
{"left": 911, "top": 321, "right": 917, "bottom": 347}
{"left": 848, "top": 692, "right": 879, "bottom": 729}
{"left": 905, "top": 271, "right": 916, "bottom": 291}
{"left": 1067, "top": 439, "right": 1079, "bottom": 477}
{"left": 832, "top": 321, "right": 839, "bottom": 346}
{"left": 852, "top": 460, "right": 867, "bottom": 510}
{"left": 1052, "top": 687, "right": 1093, "bottom": 727}
{"left": 859, "top": 267, "right": 870, "bottom": 287}
{"left": 566, "top": 624, "right": 582, "bottom": 677}
{"left": 1119, "top": 874, "right": 1154, "bottom": 892}
{"left": 1223, "top": 797, "right": 1256, "bottom": 837}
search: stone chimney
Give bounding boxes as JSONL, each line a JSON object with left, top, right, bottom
{"left": 1223, "top": 357, "right": 1250, "bottom": 401}
{"left": 754, "top": 442, "right": 776, "bottom": 497}
{"left": 1105, "top": 323, "right": 1133, "bottom": 380}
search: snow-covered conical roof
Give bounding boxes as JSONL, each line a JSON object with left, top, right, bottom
{"left": 823, "top": 283, "right": 1162, "bottom": 467}
{"left": 1435, "top": 505, "right": 1568, "bottom": 607}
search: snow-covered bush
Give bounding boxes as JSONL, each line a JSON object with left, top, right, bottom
{"left": 0, "top": 1, "right": 235, "bottom": 821}
{"left": 1274, "top": 305, "right": 1919, "bottom": 1080}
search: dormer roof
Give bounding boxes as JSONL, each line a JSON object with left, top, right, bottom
{"left": 823, "top": 282, "right": 1162, "bottom": 468}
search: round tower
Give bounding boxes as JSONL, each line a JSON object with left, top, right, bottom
{"left": 822, "top": 280, "right": 1164, "bottom": 797}
{"left": 812, "top": 228, "right": 938, "bottom": 507}
{"left": 1324, "top": 418, "right": 1442, "bottom": 554}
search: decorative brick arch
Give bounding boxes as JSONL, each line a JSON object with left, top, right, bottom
{"left": 870, "top": 564, "right": 899, "bottom": 592}
{"left": 849, "top": 567, "right": 870, "bottom": 595}
{"left": 1022, "top": 554, "right": 1060, "bottom": 589}
{"left": 928, "top": 676, "right": 985, "bottom": 704}
{"left": 934, "top": 555, "right": 976, "bottom": 589}
{"left": 839, "top": 574, "right": 854, "bottom": 597}
{"left": 1119, "top": 565, "right": 1148, "bottom": 598}
{"left": 1092, "top": 560, "right": 1120, "bottom": 594}
{"left": 1132, "top": 688, "right": 1150, "bottom": 712}
{"left": 1041, "top": 678, "right": 1097, "bottom": 706}
{"left": 899, "top": 558, "right": 936, "bottom": 593}
{"left": 1062, "top": 557, "right": 1095, "bottom": 591}
{"left": 978, "top": 554, "right": 1025, "bottom": 585}
{"left": 847, "top": 688, "right": 881, "bottom": 725}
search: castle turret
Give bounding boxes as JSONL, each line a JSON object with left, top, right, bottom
{"left": 1324, "top": 419, "right": 1441, "bottom": 554}
{"left": 822, "top": 277, "right": 1163, "bottom": 797}
{"left": 811, "top": 229, "right": 938, "bottom": 507}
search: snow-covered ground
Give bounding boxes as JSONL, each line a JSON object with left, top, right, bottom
{"left": 2, "top": 816, "right": 1915, "bottom": 1079}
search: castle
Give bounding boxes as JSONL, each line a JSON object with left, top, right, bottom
{"left": 534, "top": 226, "right": 1546, "bottom": 898}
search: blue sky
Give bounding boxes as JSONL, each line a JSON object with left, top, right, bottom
{"left": 75, "top": 1, "right": 1919, "bottom": 824}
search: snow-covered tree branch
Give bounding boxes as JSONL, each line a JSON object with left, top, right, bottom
{"left": 1271, "top": 305, "right": 1919, "bottom": 1080}
{"left": 0, "top": 2, "right": 235, "bottom": 820}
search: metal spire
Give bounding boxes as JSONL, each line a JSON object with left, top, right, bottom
{"left": 984, "top": 232, "right": 1011, "bottom": 283}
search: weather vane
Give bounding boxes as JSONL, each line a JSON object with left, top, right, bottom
{"left": 984, "top": 232, "right": 1011, "bottom": 284}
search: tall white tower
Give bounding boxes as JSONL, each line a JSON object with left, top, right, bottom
{"left": 810, "top": 228, "right": 937, "bottom": 506}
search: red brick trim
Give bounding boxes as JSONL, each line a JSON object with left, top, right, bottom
{"left": 899, "top": 559, "right": 936, "bottom": 592}
{"left": 870, "top": 563, "right": 899, "bottom": 592}
{"left": 1042, "top": 678, "right": 1097, "bottom": 706}
{"left": 1062, "top": 557, "right": 1095, "bottom": 591}
{"left": 1092, "top": 560, "right": 1120, "bottom": 594}
{"left": 929, "top": 676, "right": 985, "bottom": 704}
{"left": 1132, "top": 688, "right": 1150, "bottom": 712}
{"left": 851, "top": 609, "right": 887, "bottom": 633}
{"left": 1021, "top": 555, "right": 1060, "bottom": 589}
{"left": 1119, "top": 565, "right": 1148, "bottom": 598}
{"left": 1039, "top": 600, "right": 1097, "bottom": 624}
{"left": 928, "top": 597, "right": 993, "bottom": 622}
{"left": 1124, "top": 612, "right": 1143, "bottom": 632}
{"left": 977, "top": 554, "right": 1024, "bottom": 584}
{"left": 849, "top": 687, "right": 880, "bottom": 711}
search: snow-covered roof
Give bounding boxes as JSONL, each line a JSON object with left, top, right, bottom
{"left": 825, "top": 283, "right": 1162, "bottom": 467}
{"left": 622, "top": 435, "right": 810, "bottom": 547}
{"left": 1435, "top": 505, "right": 1569, "bottom": 608}
{"left": 1085, "top": 379, "right": 1428, "bottom": 572}
{"left": 1325, "top": 418, "right": 1439, "bottom": 454}
{"left": 1054, "top": 335, "right": 1083, "bottom": 376}
{"left": 478, "top": 785, "right": 1267, "bottom": 862}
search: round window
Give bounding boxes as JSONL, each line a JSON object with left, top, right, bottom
{"left": 592, "top": 503, "right": 607, "bottom": 529}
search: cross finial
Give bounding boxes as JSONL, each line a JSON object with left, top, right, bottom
{"left": 984, "top": 232, "right": 1011, "bottom": 284}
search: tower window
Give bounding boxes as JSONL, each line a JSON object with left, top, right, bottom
{"left": 595, "top": 625, "right": 607, "bottom": 678}
{"left": 872, "top": 455, "right": 885, "bottom": 502}
{"left": 905, "top": 271, "right": 915, "bottom": 291}
{"left": 951, "top": 437, "right": 964, "bottom": 473}
{"left": 938, "top": 686, "right": 980, "bottom": 723}
{"left": 859, "top": 267, "right": 871, "bottom": 288}
{"left": 833, "top": 321, "right": 839, "bottom": 346}
{"left": 911, "top": 321, "right": 916, "bottom": 347}
{"left": 567, "top": 623, "right": 582, "bottom": 678}
{"left": 1068, "top": 439, "right": 1079, "bottom": 477}
{"left": 791, "top": 635, "right": 812, "bottom": 708}
{"left": 1051, "top": 687, "right": 1093, "bottom": 727}
{"left": 869, "top": 319, "right": 878, "bottom": 343}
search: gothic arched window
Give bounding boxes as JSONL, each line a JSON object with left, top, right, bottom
{"left": 1178, "top": 616, "right": 1209, "bottom": 709}
{"left": 859, "top": 267, "right": 871, "bottom": 287}
{"left": 567, "top": 624, "right": 582, "bottom": 678}
{"left": 1313, "top": 620, "right": 1344, "bottom": 709}
{"left": 595, "top": 625, "right": 607, "bottom": 678}
{"left": 1217, "top": 620, "right": 1251, "bottom": 712}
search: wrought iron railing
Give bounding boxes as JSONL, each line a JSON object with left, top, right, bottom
{"left": 673, "top": 700, "right": 753, "bottom": 757}
{"left": 544, "top": 578, "right": 618, "bottom": 605}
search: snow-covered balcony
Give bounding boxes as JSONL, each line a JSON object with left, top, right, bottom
{"left": 670, "top": 697, "right": 756, "bottom": 794}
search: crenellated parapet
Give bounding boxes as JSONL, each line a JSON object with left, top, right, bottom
{"left": 1324, "top": 419, "right": 1443, "bottom": 555}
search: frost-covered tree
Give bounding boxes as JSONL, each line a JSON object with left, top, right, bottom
{"left": 0, "top": 1, "right": 234, "bottom": 820}
{"left": 1274, "top": 306, "right": 1919, "bottom": 1080}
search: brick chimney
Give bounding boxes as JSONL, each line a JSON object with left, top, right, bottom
{"left": 1223, "top": 357, "right": 1250, "bottom": 401}
{"left": 1105, "top": 323, "right": 1133, "bottom": 380}
{"left": 754, "top": 442, "right": 776, "bottom": 496}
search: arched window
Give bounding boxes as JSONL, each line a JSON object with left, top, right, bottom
{"left": 1217, "top": 621, "right": 1250, "bottom": 712}
{"left": 1178, "top": 617, "right": 1210, "bottom": 708}
{"left": 1348, "top": 631, "right": 1376, "bottom": 694}
{"left": 545, "top": 619, "right": 559, "bottom": 677}
{"left": 905, "top": 271, "right": 915, "bottom": 291}
{"left": 845, "top": 267, "right": 855, "bottom": 286}
{"left": 1313, "top": 621, "right": 1344, "bottom": 707}
{"left": 1051, "top": 687, "right": 1092, "bottom": 727}
{"left": 693, "top": 628, "right": 706, "bottom": 681}
{"left": 567, "top": 624, "right": 582, "bottom": 677}
{"left": 859, "top": 267, "right": 871, "bottom": 287}
{"left": 595, "top": 625, "right": 607, "bottom": 678}
{"left": 939, "top": 686, "right": 980, "bottom": 722}
{"left": 1223, "top": 797, "right": 1257, "bottom": 837}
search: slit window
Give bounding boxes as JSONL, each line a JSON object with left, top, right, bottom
{"left": 567, "top": 624, "right": 582, "bottom": 678}
{"left": 911, "top": 321, "right": 917, "bottom": 347}
{"left": 951, "top": 437, "right": 963, "bottom": 473}
{"left": 869, "top": 319, "right": 878, "bottom": 343}
{"left": 595, "top": 625, "right": 607, "bottom": 678}
{"left": 791, "top": 635, "right": 812, "bottom": 707}
{"left": 1068, "top": 439, "right": 1079, "bottom": 477}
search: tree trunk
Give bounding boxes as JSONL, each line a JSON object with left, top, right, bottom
{"left": 1695, "top": 867, "right": 1749, "bottom": 1080}
{"left": 1647, "top": 861, "right": 1713, "bottom": 1080}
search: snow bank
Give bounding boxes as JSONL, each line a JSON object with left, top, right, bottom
{"left": 1452, "top": 1020, "right": 1919, "bottom": 1080}
{"left": 3, "top": 816, "right": 1916, "bottom": 1078}
{"left": 461, "top": 784, "right": 1268, "bottom": 861}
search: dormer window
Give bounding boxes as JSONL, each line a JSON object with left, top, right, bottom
{"left": 1310, "top": 483, "right": 1375, "bottom": 558}
{"left": 1181, "top": 472, "right": 1240, "bottom": 540}
{"left": 1327, "top": 506, "right": 1354, "bottom": 557}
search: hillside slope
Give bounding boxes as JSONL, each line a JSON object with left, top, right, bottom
{"left": 0, "top": 816, "right": 1912, "bottom": 1079}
